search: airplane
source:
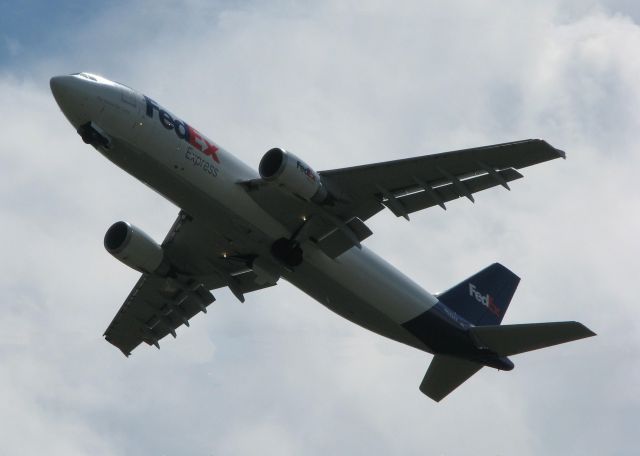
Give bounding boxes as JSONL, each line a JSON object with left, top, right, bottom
{"left": 50, "top": 72, "right": 595, "bottom": 401}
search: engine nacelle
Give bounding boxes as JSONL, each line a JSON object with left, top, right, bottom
{"left": 104, "top": 221, "right": 167, "bottom": 275}
{"left": 259, "top": 148, "right": 328, "bottom": 202}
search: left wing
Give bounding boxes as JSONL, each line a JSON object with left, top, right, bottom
{"left": 104, "top": 212, "right": 275, "bottom": 356}
{"left": 240, "top": 139, "right": 565, "bottom": 258}
{"left": 319, "top": 139, "right": 565, "bottom": 222}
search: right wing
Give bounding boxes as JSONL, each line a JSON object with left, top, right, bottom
{"left": 104, "top": 212, "right": 275, "bottom": 357}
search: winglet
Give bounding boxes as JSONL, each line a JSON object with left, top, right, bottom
{"left": 552, "top": 145, "right": 567, "bottom": 160}
{"left": 539, "top": 140, "right": 566, "bottom": 160}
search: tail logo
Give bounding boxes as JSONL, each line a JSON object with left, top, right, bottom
{"left": 469, "top": 283, "right": 501, "bottom": 317}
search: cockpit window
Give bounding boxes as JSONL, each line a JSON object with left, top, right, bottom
{"left": 71, "top": 72, "right": 98, "bottom": 82}
{"left": 79, "top": 73, "right": 98, "bottom": 81}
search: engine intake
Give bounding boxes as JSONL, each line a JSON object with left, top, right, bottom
{"left": 259, "top": 148, "right": 328, "bottom": 202}
{"left": 104, "top": 221, "right": 167, "bottom": 275}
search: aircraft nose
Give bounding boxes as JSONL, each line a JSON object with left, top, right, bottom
{"left": 50, "top": 75, "right": 76, "bottom": 103}
{"left": 50, "top": 74, "right": 91, "bottom": 127}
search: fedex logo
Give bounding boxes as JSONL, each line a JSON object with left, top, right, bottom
{"left": 469, "top": 283, "right": 501, "bottom": 317}
{"left": 296, "top": 161, "right": 317, "bottom": 182}
{"left": 144, "top": 96, "right": 220, "bottom": 163}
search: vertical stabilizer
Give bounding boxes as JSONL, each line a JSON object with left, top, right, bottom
{"left": 438, "top": 263, "right": 519, "bottom": 326}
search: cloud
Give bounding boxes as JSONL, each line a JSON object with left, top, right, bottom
{"left": 0, "top": 1, "right": 638, "bottom": 454}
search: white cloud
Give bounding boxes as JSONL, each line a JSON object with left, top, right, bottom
{"left": 0, "top": 1, "right": 638, "bottom": 454}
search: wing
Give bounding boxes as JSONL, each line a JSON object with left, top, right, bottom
{"left": 319, "top": 139, "right": 565, "bottom": 221}
{"left": 103, "top": 212, "right": 275, "bottom": 356}
{"left": 240, "top": 139, "right": 565, "bottom": 258}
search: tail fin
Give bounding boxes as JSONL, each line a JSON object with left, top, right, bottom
{"left": 470, "top": 321, "right": 596, "bottom": 356}
{"left": 438, "top": 263, "right": 519, "bottom": 326}
{"left": 420, "top": 322, "right": 595, "bottom": 401}
{"left": 420, "top": 355, "right": 483, "bottom": 402}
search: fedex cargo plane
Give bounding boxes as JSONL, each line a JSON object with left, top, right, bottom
{"left": 50, "top": 73, "right": 595, "bottom": 401}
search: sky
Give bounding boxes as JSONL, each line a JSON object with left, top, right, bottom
{"left": 1, "top": 0, "right": 639, "bottom": 454}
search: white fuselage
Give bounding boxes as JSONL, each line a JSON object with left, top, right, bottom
{"left": 52, "top": 73, "right": 438, "bottom": 352}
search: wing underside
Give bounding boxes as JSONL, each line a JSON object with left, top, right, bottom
{"left": 103, "top": 212, "right": 274, "bottom": 356}
{"left": 240, "top": 139, "right": 565, "bottom": 259}
{"left": 319, "top": 139, "right": 565, "bottom": 222}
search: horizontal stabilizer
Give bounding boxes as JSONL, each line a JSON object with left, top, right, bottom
{"left": 420, "top": 355, "right": 483, "bottom": 402}
{"left": 470, "top": 321, "right": 596, "bottom": 356}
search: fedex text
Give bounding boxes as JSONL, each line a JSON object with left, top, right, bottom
{"left": 144, "top": 96, "right": 220, "bottom": 163}
{"left": 469, "top": 283, "right": 501, "bottom": 317}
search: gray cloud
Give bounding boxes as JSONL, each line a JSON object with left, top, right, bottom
{"left": 0, "top": 1, "right": 638, "bottom": 454}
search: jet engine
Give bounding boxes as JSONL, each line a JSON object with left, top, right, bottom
{"left": 104, "top": 221, "right": 168, "bottom": 275}
{"left": 259, "top": 148, "right": 328, "bottom": 203}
